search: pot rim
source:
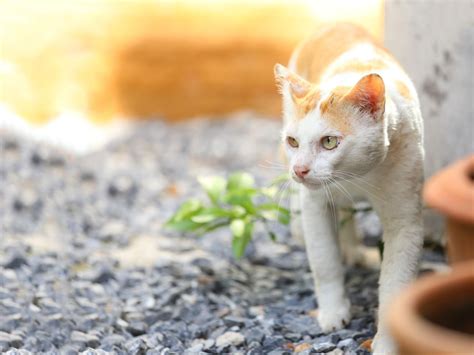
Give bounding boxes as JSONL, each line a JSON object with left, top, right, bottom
{"left": 389, "top": 261, "right": 474, "bottom": 354}
{"left": 424, "top": 155, "right": 474, "bottom": 224}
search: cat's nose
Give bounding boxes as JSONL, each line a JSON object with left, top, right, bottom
{"left": 294, "top": 165, "right": 310, "bottom": 179}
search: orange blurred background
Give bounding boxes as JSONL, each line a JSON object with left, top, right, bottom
{"left": 0, "top": 0, "right": 383, "bottom": 124}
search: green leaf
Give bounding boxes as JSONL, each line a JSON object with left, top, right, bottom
{"left": 231, "top": 221, "right": 253, "bottom": 259}
{"left": 277, "top": 208, "right": 290, "bottom": 225}
{"left": 260, "top": 186, "right": 279, "bottom": 199}
{"left": 260, "top": 210, "right": 278, "bottom": 221}
{"left": 230, "top": 219, "right": 245, "bottom": 237}
{"left": 224, "top": 193, "right": 257, "bottom": 214}
{"left": 164, "top": 219, "right": 202, "bottom": 232}
{"left": 190, "top": 207, "right": 230, "bottom": 224}
{"left": 227, "top": 172, "right": 255, "bottom": 191}
{"left": 198, "top": 176, "right": 226, "bottom": 204}
{"left": 165, "top": 199, "right": 203, "bottom": 226}
{"left": 230, "top": 206, "right": 247, "bottom": 218}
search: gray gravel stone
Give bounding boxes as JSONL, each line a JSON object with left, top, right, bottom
{"left": 313, "top": 341, "right": 336, "bottom": 353}
{"left": 216, "top": 331, "right": 245, "bottom": 348}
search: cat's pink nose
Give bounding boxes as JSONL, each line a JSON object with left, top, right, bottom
{"left": 294, "top": 165, "right": 310, "bottom": 179}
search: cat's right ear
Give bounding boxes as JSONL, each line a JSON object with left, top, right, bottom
{"left": 274, "top": 64, "right": 312, "bottom": 100}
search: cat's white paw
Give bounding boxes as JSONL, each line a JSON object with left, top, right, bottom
{"left": 372, "top": 331, "right": 397, "bottom": 355}
{"left": 317, "top": 298, "right": 352, "bottom": 332}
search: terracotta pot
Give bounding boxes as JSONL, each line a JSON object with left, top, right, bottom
{"left": 389, "top": 261, "right": 474, "bottom": 355}
{"left": 389, "top": 156, "right": 474, "bottom": 354}
{"left": 423, "top": 155, "right": 474, "bottom": 262}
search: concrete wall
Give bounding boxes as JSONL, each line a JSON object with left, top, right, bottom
{"left": 385, "top": 0, "right": 473, "bottom": 241}
{"left": 385, "top": 0, "right": 473, "bottom": 178}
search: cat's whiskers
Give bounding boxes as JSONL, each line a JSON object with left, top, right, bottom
{"left": 259, "top": 160, "right": 286, "bottom": 170}
{"left": 332, "top": 172, "right": 386, "bottom": 204}
{"left": 333, "top": 170, "right": 381, "bottom": 191}
{"left": 276, "top": 180, "right": 291, "bottom": 214}
{"left": 328, "top": 177, "right": 355, "bottom": 205}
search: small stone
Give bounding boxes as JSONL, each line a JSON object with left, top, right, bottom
{"left": 184, "top": 343, "right": 203, "bottom": 353}
{"left": 216, "top": 331, "right": 245, "bottom": 348}
{"left": 0, "top": 331, "right": 23, "bottom": 348}
{"left": 284, "top": 332, "right": 302, "bottom": 342}
{"left": 334, "top": 329, "right": 356, "bottom": 339}
{"left": 223, "top": 316, "right": 247, "bottom": 327}
{"left": 2, "top": 253, "right": 28, "bottom": 269}
{"left": 244, "top": 327, "right": 265, "bottom": 343}
{"left": 337, "top": 338, "right": 358, "bottom": 350}
{"left": 203, "top": 339, "right": 215, "bottom": 350}
{"left": 294, "top": 342, "right": 312, "bottom": 353}
{"left": 313, "top": 341, "right": 336, "bottom": 353}
{"left": 70, "top": 331, "right": 100, "bottom": 348}
{"left": 124, "top": 337, "right": 145, "bottom": 354}
{"left": 127, "top": 321, "right": 147, "bottom": 336}
{"left": 102, "top": 334, "right": 127, "bottom": 347}
{"left": 348, "top": 317, "right": 369, "bottom": 331}
{"left": 326, "top": 349, "right": 344, "bottom": 355}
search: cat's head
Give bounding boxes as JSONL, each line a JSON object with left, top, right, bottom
{"left": 274, "top": 64, "right": 388, "bottom": 189}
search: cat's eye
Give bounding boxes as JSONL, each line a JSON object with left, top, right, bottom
{"left": 287, "top": 136, "right": 299, "bottom": 148}
{"left": 321, "top": 136, "right": 339, "bottom": 150}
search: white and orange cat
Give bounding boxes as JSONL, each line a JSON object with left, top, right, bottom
{"left": 274, "top": 24, "right": 424, "bottom": 354}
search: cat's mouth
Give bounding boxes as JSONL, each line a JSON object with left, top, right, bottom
{"left": 293, "top": 176, "right": 335, "bottom": 190}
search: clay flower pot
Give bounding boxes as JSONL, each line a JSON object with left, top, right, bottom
{"left": 424, "top": 155, "right": 474, "bottom": 262}
{"left": 389, "top": 156, "right": 474, "bottom": 354}
{"left": 389, "top": 261, "right": 474, "bottom": 355}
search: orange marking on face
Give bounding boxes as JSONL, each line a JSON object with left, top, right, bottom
{"left": 319, "top": 86, "right": 353, "bottom": 134}
{"left": 395, "top": 80, "right": 412, "bottom": 100}
{"left": 293, "top": 87, "right": 321, "bottom": 119}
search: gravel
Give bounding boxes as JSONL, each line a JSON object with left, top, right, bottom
{"left": 0, "top": 114, "right": 444, "bottom": 353}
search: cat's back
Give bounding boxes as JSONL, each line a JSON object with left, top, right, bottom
{"left": 290, "top": 23, "right": 388, "bottom": 84}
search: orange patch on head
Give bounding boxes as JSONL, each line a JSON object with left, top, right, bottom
{"left": 326, "top": 58, "right": 389, "bottom": 77}
{"left": 395, "top": 80, "right": 413, "bottom": 100}
{"left": 319, "top": 86, "right": 353, "bottom": 133}
{"left": 294, "top": 88, "right": 321, "bottom": 119}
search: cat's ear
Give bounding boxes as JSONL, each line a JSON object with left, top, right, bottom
{"left": 274, "top": 63, "right": 312, "bottom": 100}
{"left": 344, "top": 73, "right": 385, "bottom": 119}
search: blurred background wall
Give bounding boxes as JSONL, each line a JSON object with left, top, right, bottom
{"left": 0, "top": 0, "right": 383, "bottom": 123}
{"left": 385, "top": 0, "right": 473, "bottom": 241}
{"left": 385, "top": 0, "right": 473, "bottom": 179}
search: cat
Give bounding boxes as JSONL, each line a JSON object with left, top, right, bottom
{"left": 274, "top": 23, "right": 424, "bottom": 354}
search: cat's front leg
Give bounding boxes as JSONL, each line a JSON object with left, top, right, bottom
{"left": 301, "top": 187, "right": 351, "bottom": 332}
{"left": 372, "top": 202, "right": 424, "bottom": 354}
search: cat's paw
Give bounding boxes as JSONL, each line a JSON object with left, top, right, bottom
{"left": 372, "top": 331, "right": 397, "bottom": 355}
{"left": 317, "top": 298, "right": 352, "bottom": 332}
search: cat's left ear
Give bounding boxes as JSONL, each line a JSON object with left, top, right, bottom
{"left": 344, "top": 73, "right": 385, "bottom": 120}
{"left": 274, "top": 63, "right": 312, "bottom": 100}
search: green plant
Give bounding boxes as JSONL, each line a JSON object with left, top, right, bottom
{"left": 164, "top": 172, "right": 290, "bottom": 259}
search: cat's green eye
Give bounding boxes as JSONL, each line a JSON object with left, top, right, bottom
{"left": 287, "top": 136, "right": 299, "bottom": 148}
{"left": 321, "top": 136, "right": 338, "bottom": 150}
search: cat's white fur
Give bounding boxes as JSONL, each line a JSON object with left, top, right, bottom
{"left": 276, "top": 33, "right": 424, "bottom": 354}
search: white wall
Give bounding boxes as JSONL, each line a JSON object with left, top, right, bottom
{"left": 385, "top": 0, "right": 473, "bottom": 178}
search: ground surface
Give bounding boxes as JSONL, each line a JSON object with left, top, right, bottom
{"left": 0, "top": 115, "right": 444, "bottom": 355}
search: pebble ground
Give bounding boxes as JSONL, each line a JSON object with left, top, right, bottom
{"left": 0, "top": 114, "right": 445, "bottom": 354}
